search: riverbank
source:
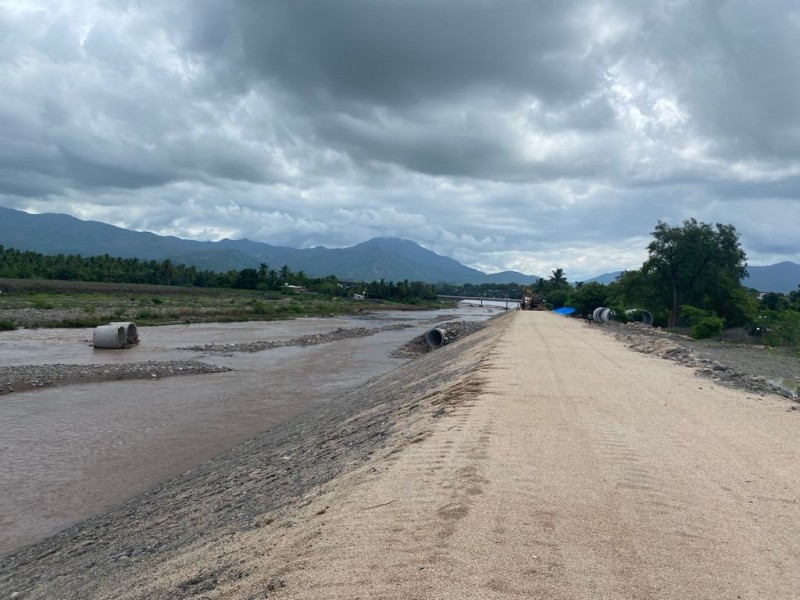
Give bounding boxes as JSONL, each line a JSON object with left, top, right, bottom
{"left": 0, "top": 310, "right": 508, "bottom": 598}
{"left": 0, "top": 323, "right": 413, "bottom": 396}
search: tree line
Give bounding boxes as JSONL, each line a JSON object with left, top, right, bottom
{"left": 0, "top": 246, "right": 436, "bottom": 302}
{"left": 525, "top": 219, "right": 799, "bottom": 347}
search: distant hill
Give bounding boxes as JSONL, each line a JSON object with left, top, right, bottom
{"left": 744, "top": 262, "right": 800, "bottom": 294}
{"left": 583, "top": 271, "right": 623, "bottom": 285}
{"left": 0, "top": 206, "right": 258, "bottom": 272}
{"left": 579, "top": 266, "right": 800, "bottom": 293}
{"left": 480, "top": 270, "right": 537, "bottom": 284}
{"left": 0, "top": 206, "right": 538, "bottom": 284}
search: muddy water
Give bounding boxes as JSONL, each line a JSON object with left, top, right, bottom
{"left": 0, "top": 307, "right": 500, "bottom": 555}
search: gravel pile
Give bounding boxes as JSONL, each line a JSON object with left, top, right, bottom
{"left": 0, "top": 308, "right": 90, "bottom": 326}
{"left": 181, "top": 324, "right": 413, "bottom": 354}
{"left": 391, "top": 319, "right": 491, "bottom": 358}
{"left": 604, "top": 322, "right": 799, "bottom": 400}
{"left": 0, "top": 361, "right": 232, "bottom": 396}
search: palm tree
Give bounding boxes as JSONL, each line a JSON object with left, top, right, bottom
{"left": 258, "top": 263, "right": 268, "bottom": 281}
{"left": 549, "top": 268, "right": 569, "bottom": 290}
{"left": 280, "top": 264, "right": 291, "bottom": 283}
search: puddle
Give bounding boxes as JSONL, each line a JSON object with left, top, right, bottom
{"left": 767, "top": 377, "right": 799, "bottom": 398}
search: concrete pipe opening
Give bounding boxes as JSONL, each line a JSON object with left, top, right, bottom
{"left": 592, "top": 307, "right": 616, "bottom": 323}
{"left": 110, "top": 321, "right": 139, "bottom": 344}
{"left": 93, "top": 325, "right": 127, "bottom": 349}
{"left": 601, "top": 308, "right": 616, "bottom": 322}
{"left": 625, "top": 309, "right": 654, "bottom": 326}
{"left": 425, "top": 327, "right": 447, "bottom": 349}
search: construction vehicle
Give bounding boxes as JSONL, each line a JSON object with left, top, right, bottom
{"left": 519, "top": 287, "right": 546, "bottom": 310}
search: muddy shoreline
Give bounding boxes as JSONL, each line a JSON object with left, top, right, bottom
{"left": 0, "top": 322, "right": 415, "bottom": 396}
{"left": 0, "top": 312, "right": 503, "bottom": 599}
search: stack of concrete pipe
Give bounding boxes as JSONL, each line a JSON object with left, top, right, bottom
{"left": 93, "top": 321, "right": 139, "bottom": 349}
{"left": 592, "top": 307, "right": 654, "bottom": 325}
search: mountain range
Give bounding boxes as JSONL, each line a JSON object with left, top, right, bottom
{"left": 0, "top": 206, "right": 534, "bottom": 284}
{"left": 0, "top": 206, "right": 798, "bottom": 292}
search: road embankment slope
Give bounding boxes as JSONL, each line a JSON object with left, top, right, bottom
{"left": 3, "top": 310, "right": 799, "bottom": 599}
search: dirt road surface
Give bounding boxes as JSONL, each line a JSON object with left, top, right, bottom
{"left": 247, "top": 311, "right": 798, "bottom": 599}
{"left": 4, "top": 311, "right": 799, "bottom": 599}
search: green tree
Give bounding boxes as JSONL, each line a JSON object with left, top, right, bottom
{"left": 532, "top": 277, "right": 548, "bottom": 293}
{"left": 548, "top": 268, "right": 569, "bottom": 290}
{"left": 546, "top": 289, "right": 569, "bottom": 308}
{"left": 644, "top": 219, "right": 747, "bottom": 328}
{"left": 568, "top": 281, "right": 608, "bottom": 316}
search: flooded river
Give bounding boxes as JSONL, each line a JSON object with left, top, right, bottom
{"left": 0, "top": 306, "right": 500, "bottom": 555}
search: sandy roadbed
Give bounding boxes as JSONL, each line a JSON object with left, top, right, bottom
{"left": 2, "top": 311, "right": 799, "bottom": 599}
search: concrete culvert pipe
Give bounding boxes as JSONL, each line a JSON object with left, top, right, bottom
{"left": 93, "top": 325, "right": 127, "bottom": 349}
{"left": 625, "top": 309, "right": 654, "bottom": 326}
{"left": 425, "top": 327, "right": 447, "bottom": 349}
{"left": 592, "top": 307, "right": 616, "bottom": 323}
{"left": 109, "top": 321, "right": 139, "bottom": 344}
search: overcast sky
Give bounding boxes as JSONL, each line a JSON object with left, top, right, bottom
{"left": 1, "top": 0, "right": 798, "bottom": 280}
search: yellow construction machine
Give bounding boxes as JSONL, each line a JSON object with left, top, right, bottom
{"left": 519, "top": 287, "right": 546, "bottom": 310}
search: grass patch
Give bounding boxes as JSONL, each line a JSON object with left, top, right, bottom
{"left": 30, "top": 295, "right": 55, "bottom": 310}
{"left": 0, "top": 277, "right": 446, "bottom": 328}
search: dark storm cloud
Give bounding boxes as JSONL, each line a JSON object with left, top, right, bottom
{"left": 0, "top": 0, "right": 798, "bottom": 280}
{"left": 214, "top": 1, "right": 595, "bottom": 106}
{"left": 171, "top": 0, "right": 621, "bottom": 183}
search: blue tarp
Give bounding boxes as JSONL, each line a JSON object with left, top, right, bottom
{"left": 552, "top": 306, "right": 577, "bottom": 315}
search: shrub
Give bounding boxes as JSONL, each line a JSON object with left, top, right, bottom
{"left": 719, "top": 327, "right": 753, "bottom": 344}
{"left": 679, "top": 305, "right": 709, "bottom": 327}
{"left": 546, "top": 290, "right": 569, "bottom": 309}
{"left": 693, "top": 316, "right": 724, "bottom": 339}
{"left": 30, "top": 295, "right": 54, "bottom": 310}
{"left": 762, "top": 310, "right": 800, "bottom": 348}
{"left": 251, "top": 301, "right": 271, "bottom": 315}
{"left": 0, "top": 319, "right": 17, "bottom": 331}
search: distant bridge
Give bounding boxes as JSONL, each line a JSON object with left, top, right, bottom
{"left": 438, "top": 295, "right": 521, "bottom": 309}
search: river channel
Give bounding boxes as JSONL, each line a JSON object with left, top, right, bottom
{"left": 0, "top": 306, "right": 501, "bottom": 556}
